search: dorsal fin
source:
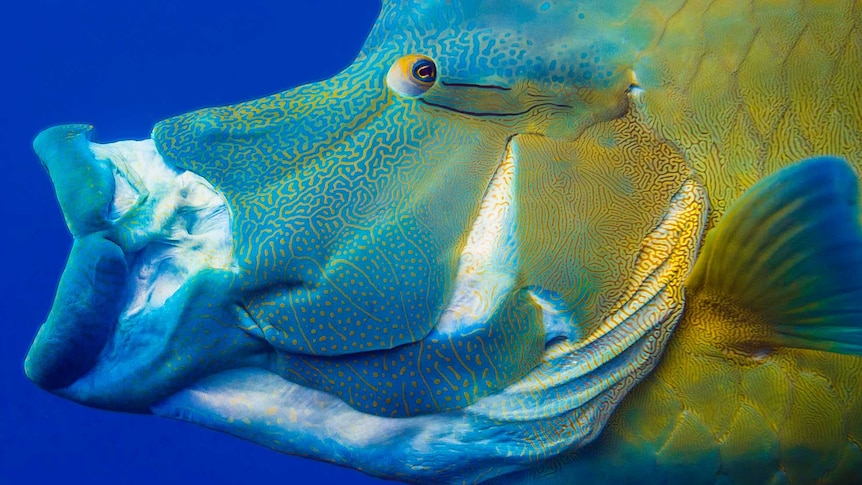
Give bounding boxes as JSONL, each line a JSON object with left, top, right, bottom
{"left": 687, "top": 157, "right": 862, "bottom": 354}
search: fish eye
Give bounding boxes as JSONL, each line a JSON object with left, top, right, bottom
{"left": 387, "top": 54, "right": 437, "bottom": 98}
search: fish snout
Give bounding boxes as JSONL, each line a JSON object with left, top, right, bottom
{"left": 27, "top": 124, "right": 239, "bottom": 403}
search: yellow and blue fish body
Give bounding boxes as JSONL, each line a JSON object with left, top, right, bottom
{"left": 24, "top": 1, "right": 862, "bottom": 483}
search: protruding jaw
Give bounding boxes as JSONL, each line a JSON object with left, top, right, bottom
{"left": 25, "top": 124, "right": 266, "bottom": 411}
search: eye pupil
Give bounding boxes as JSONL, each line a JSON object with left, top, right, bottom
{"left": 412, "top": 61, "right": 436, "bottom": 82}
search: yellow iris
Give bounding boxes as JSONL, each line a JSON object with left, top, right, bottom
{"left": 386, "top": 54, "right": 437, "bottom": 97}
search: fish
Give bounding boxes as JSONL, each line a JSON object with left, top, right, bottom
{"left": 24, "top": 1, "right": 862, "bottom": 484}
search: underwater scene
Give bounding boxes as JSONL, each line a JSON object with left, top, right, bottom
{"left": 4, "top": 1, "right": 862, "bottom": 484}
{"left": 3, "top": 1, "right": 384, "bottom": 484}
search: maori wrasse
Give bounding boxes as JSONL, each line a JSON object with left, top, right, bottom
{"left": 24, "top": 1, "right": 862, "bottom": 483}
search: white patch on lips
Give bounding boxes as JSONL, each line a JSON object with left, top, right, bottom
{"left": 89, "top": 139, "right": 236, "bottom": 317}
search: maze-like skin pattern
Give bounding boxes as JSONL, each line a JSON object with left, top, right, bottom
{"left": 26, "top": 0, "right": 861, "bottom": 482}
{"left": 608, "top": 3, "right": 862, "bottom": 483}
{"left": 513, "top": 295, "right": 862, "bottom": 484}
{"left": 492, "top": 2, "right": 862, "bottom": 483}
{"left": 151, "top": 1, "right": 699, "bottom": 417}
{"left": 149, "top": 170, "right": 707, "bottom": 484}
{"left": 152, "top": 0, "right": 862, "bottom": 458}
{"left": 629, "top": 0, "right": 862, "bottom": 227}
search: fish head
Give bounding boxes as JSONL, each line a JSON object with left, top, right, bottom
{"left": 25, "top": 1, "right": 706, "bottom": 480}
{"left": 146, "top": 0, "right": 670, "bottom": 360}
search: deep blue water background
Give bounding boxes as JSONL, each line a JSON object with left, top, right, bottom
{"left": 1, "top": 1, "right": 393, "bottom": 483}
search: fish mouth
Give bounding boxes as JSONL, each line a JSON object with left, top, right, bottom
{"left": 25, "top": 124, "right": 236, "bottom": 400}
{"left": 25, "top": 122, "right": 537, "bottom": 408}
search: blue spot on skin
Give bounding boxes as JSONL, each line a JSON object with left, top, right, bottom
{"left": 578, "top": 12, "right": 585, "bottom": 19}
{"left": 482, "top": 39, "right": 496, "bottom": 56}
{"left": 540, "top": 2, "right": 550, "bottom": 11}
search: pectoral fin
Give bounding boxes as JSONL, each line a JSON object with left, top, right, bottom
{"left": 687, "top": 157, "right": 862, "bottom": 354}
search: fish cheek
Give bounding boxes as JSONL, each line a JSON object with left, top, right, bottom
{"left": 181, "top": 121, "right": 465, "bottom": 357}
{"left": 514, "top": 105, "right": 692, "bottom": 335}
{"left": 218, "top": 112, "right": 514, "bottom": 357}
{"left": 236, "top": 213, "right": 452, "bottom": 356}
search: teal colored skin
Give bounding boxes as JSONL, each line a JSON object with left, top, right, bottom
{"left": 25, "top": 1, "right": 862, "bottom": 484}
{"left": 149, "top": 1, "right": 652, "bottom": 415}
